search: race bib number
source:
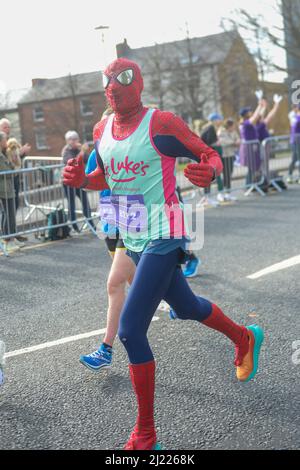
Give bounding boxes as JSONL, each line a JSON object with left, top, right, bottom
{"left": 100, "top": 194, "right": 148, "bottom": 234}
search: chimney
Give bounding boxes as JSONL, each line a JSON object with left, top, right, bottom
{"left": 32, "top": 78, "right": 47, "bottom": 87}
{"left": 116, "top": 38, "right": 130, "bottom": 58}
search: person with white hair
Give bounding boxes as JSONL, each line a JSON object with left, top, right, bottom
{"left": 61, "top": 130, "right": 95, "bottom": 232}
{"left": 0, "top": 118, "right": 31, "bottom": 158}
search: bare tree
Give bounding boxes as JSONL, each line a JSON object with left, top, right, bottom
{"left": 168, "top": 24, "right": 208, "bottom": 121}
{"left": 222, "top": 0, "right": 300, "bottom": 78}
{"left": 218, "top": 50, "right": 259, "bottom": 115}
{"left": 142, "top": 43, "right": 171, "bottom": 110}
{"left": 45, "top": 73, "right": 81, "bottom": 144}
{"left": 133, "top": 25, "right": 261, "bottom": 122}
{"left": 140, "top": 25, "right": 213, "bottom": 122}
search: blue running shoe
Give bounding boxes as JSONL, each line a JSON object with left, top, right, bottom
{"left": 79, "top": 343, "right": 112, "bottom": 372}
{"left": 169, "top": 308, "right": 177, "bottom": 320}
{"left": 183, "top": 258, "right": 201, "bottom": 278}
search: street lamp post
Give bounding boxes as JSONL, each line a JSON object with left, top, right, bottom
{"left": 95, "top": 25, "right": 110, "bottom": 69}
{"left": 95, "top": 25, "right": 110, "bottom": 44}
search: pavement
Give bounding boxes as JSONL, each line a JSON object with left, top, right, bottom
{"left": 0, "top": 184, "right": 300, "bottom": 450}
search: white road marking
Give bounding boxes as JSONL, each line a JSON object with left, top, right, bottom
{"left": 5, "top": 316, "right": 160, "bottom": 359}
{"left": 247, "top": 255, "right": 300, "bottom": 280}
{"left": 0, "top": 240, "right": 66, "bottom": 256}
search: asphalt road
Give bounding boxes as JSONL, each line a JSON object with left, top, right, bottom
{"left": 1, "top": 185, "right": 300, "bottom": 450}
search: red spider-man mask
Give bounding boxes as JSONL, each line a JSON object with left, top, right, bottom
{"left": 103, "top": 58, "right": 144, "bottom": 116}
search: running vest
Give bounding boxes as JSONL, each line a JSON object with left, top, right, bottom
{"left": 98, "top": 109, "right": 186, "bottom": 252}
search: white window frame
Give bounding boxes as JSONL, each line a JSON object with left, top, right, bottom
{"left": 35, "top": 129, "right": 48, "bottom": 150}
{"left": 80, "top": 99, "right": 93, "bottom": 117}
{"left": 33, "top": 106, "right": 45, "bottom": 122}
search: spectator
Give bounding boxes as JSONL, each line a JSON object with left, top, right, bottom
{"left": 239, "top": 99, "right": 265, "bottom": 187}
{"left": 6, "top": 138, "right": 22, "bottom": 209}
{"left": 287, "top": 104, "right": 300, "bottom": 184}
{"left": 0, "top": 132, "right": 24, "bottom": 251}
{"left": 289, "top": 104, "right": 298, "bottom": 126}
{"left": 0, "top": 118, "right": 31, "bottom": 242}
{"left": 256, "top": 94, "right": 283, "bottom": 143}
{"left": 201, "top": 113, "right": 224, "bottom": 205}
{"left": 0, "top": 118, "right": 31, "bottom": 158}
{"left": 62, "top": 131, "right": 96, "bottom": 232}
{"left": 218, "top": 119, "right": 240, "bottom": 200}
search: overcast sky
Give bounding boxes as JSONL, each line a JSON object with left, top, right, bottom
{"left": 2, "top": 0, "right": 285, "bottom": 93}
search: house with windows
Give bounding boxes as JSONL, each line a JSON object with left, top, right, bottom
{"left": 116, "top": 31, "right": 289, "bottom": 133}
{"left": 18, "top": 72, "right": 106, "bottom": 156}
{"left": 0, "top": 88, "right": 29, "bottom": 142}
{"left": 116, "top": 31, "right": 261, "bottom": 123}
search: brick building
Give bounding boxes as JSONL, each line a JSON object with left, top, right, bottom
{"left": 18, "top": 72, "right": 106, "bottom": 156}
{"left": 116, "top": 32, "right": 259, "bottom": 121}
{"left": 116, "top": 31, "right": 289, "bottom": 134}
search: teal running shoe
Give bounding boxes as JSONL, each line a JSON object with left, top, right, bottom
{"left": 236, "top": 325, "right": 264, "bottom": 382}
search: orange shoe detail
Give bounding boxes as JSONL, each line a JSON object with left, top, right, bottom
{"left": 236, "top": 330, "right": 255, "bottom": 381}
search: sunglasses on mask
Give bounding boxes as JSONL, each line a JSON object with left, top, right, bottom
{"left": 102, "top": 69, "right": 134, "bottom": 89}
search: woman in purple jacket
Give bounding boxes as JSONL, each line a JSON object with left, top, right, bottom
{"left": 287, "top": 104, "right": 300, "bottom": 183}
{"left": 239, "top": 99, "right": 266, "bottom": 186}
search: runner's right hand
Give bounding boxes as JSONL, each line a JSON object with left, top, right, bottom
{"left": 63, "top": 154, "right": 87, "bottom": 188}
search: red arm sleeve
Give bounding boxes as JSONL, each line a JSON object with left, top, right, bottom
{"left": 151, "top": 110, "right": 223, "bottom": 176}
{"left": 84, "top": 118, "right": 110, "bottom": 191}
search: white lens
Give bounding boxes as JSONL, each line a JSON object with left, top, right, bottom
{"left": 117, "top": 69, "right": 133, "bottom": 85}
{"left": 102, "top": 74, "right": 110, "bottom": 88}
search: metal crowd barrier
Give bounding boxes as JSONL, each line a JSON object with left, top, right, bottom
{"left": 177, "top": 134, "right": 298, "bottom": 199}
{"left": 0, "top": 158, "right": 101, "bottom": 256}
{"left": 261, "top": 134, "right": 300, "bottom": 191}
{"left": 238, "top": 139, "right": 265, "bottom": 197}
{"left": 1, "top": 136, "right": 298, "bottom": 255}
{"left": 176, "top": 139, "right": 265, "bottom": 198}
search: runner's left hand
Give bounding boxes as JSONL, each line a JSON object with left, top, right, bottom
{"left": 184, "top": 154, "right": 215, "bottom": 188}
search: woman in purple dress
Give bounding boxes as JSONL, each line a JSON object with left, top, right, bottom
{"left": 239, "top": 98, "right": 266, "bottom": 186}
{"left": 255, "top": 94, "right": 283, "bottom": 180}
{"left": 256, "top": 94, "right": 283, "bottom": 143}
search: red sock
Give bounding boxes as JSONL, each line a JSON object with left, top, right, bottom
{"left": 124, "top": 361, "right": 157, "bottom": 450}
{"left": 202, "top": 304, "right": 249, "bottom": 364}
